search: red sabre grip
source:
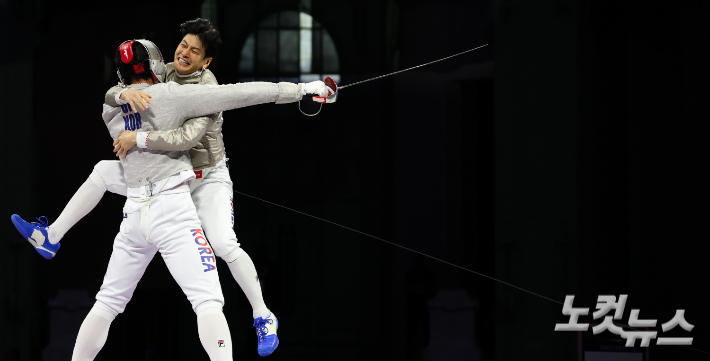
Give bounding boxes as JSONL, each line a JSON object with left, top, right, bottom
{"left": 311, "top": 76, "right": 338, "bottom": 103}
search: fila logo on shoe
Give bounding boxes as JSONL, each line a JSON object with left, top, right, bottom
{"left": 28, "top": 229, "right": 45, "bottom": 247}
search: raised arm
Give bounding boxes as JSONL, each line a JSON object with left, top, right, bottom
{"left": 169, "top": 82, "right": 307, "bottom": 120}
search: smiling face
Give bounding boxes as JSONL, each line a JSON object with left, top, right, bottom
{"left": 174, "top": 34, "right": 212, "bottom": 75}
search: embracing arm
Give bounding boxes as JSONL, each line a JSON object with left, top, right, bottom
{"left": 138, "top": 69, "right": 221, "bottom": 151}
{"left": 139, "top": 114, "right": 213, "bottom": 151}
{"left": 169, "top": 82, "right": 304, "bottom": 120}
{"left": 111, "top": 73, "right": 222, "bottom": 157}
{"left": 105, "top": 85, "right": 124, "bottom": 107}
{"left": 105, "top": 85, "right": 153, "bottom": 111}
{"left": 113, "top": 113, "right": 214, "bottom": 158}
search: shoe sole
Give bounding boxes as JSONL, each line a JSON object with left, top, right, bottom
{"left": 258, "top": 336, "right": 279, "bottom": 357}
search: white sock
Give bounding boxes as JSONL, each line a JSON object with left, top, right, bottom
{"left": 226, "top": 251, "right": 270, "bottom": 319}
{"left": 196, "top": 301, "right": 233, "bottom": 361}
{"left": 71, "top": 302, "right": 117, "bottom": 361}
{"left": 48, "top": 175, "right": 106, "bottom": 244}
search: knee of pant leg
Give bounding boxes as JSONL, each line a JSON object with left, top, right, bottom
{"left": 92, "top": 160, "right": 125, "bottom": 191}
{"left": 95, "top": 290, "right": 129, "bottom": 316}
{"left": 195, "top": 300, "right": 224, "bottom": 317}
{"left": 89, "top": 168, "right": 108, "bottom": 192}
{"left": 90, "top": 160, "right": 123, "bottom": 192}
{"left": 221, "top": 246, "right": 244, "bottom": 264}
{"left": 91, "top": 301, "right": 120, "bottom": 322}
{"left": 207, "top": 229, "right": 241, "bottom": 261}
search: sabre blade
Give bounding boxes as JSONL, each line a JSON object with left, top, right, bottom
{"left": 339, "top": 44, "right": 488, "bottom": 90}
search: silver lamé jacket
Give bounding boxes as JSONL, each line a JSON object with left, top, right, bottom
{"left": 106, "top": 63, "right": 227, "bottom": 170}
{"left": 102, "top": 80, "right": 302, "bottom": 188}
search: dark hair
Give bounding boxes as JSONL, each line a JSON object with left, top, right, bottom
{"left": 130, "top": 72, "right": 154, "bottom": 84}
{"left": 115, "top": 41, "right": 152, "bottom": 84}
{"left": 179, "top": 18, "right": 222, "bottom": 59}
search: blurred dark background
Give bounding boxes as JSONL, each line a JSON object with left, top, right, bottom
{"left": 1, "top": 0, "right": 708, "bottom": 360}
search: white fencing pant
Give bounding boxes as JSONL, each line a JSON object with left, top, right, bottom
{"left": 93, "top": 160, "right": 242, "bottom": 261}
{"left": 96, "top": 184, "right": 224, "bottom": 314}
{"left": 191, "top": 162, "right": 242, "bottom": 262}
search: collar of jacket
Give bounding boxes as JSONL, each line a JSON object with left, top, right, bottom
{"left": 175, "top": 68, "right": 204, "bottom": 79}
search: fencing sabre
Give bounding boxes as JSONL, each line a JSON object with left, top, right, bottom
{"left": 298, "top": 43, "right": 489, "bottom": 116}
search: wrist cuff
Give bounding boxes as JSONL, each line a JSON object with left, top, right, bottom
{"left": 136, "top": 132, "right": 150, "bottom": 149}
{"left": 115, "top": 89, "right": 128, "bottom": 105}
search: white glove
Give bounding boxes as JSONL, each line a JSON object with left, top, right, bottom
{"left": 299, "top": 80, "right": 330, "bottom": 99}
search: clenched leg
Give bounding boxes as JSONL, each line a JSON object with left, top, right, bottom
{"left": 193, "top": 166, "right": 269, "bottom": 319}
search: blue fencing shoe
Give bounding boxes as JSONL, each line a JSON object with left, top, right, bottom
{"left": 11, "top": 215, "right": 60, "bottom": 259}
{"left": 253, "top": 313, "right": 279, "bottom": 356}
